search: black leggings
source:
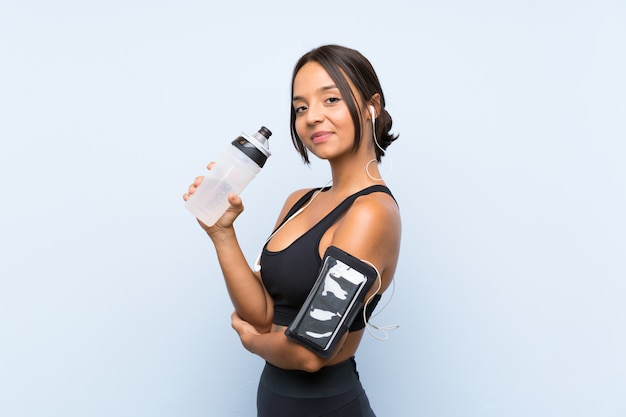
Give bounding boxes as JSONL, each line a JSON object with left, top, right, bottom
{"left": 257, "top": 357, "right": 376, "bottom": 417}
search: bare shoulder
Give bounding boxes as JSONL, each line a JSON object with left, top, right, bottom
{"left": 272, "top": 187, "right": 316, "bottom": 226}
{"left": 347, "top": 190, "right": 400, "bottom": 228}
{"left": 285, "top": 187, "right": 315, "bottom": 205}
{"left": 282, "top": 187, "right": 315, "bottom": 213}
{"left": 332, "top": 190, "right": 401, "bottom": 256}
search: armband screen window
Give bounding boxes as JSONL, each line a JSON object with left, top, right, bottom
{"left": 285, "top": 246, "right": 378, "bottom": 357}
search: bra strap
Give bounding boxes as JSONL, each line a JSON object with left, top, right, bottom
{"left": 273, "top": 185, "right": 395, "bottom": 234}
{"left": 314, "top": 185, "right": 396, "bottom": 231}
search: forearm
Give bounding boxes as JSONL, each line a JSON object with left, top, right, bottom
{"left": 242, "top": 330, "right": 329, "bottom": 372}
{"left": 210, "top": 228, "right": 271, "bottom": 328}
{"left": 232, "top": 315, "right": 355, "bottom": 373}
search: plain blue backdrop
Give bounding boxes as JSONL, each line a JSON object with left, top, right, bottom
{"left": 1, "top": 1, "right": 624, "bottom": 416}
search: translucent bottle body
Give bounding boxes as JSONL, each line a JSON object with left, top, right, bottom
{"left": 185, "top": 144, "right": 262, "bottom": 226}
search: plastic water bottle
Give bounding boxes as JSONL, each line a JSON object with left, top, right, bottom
{"left": 185, "top": 126, "right": 272, "bottom": 226}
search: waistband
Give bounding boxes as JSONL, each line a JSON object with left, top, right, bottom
{"left": 259, "top": 357, "right": 363, "bottom": 399}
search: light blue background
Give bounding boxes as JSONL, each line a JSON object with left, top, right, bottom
{"left": 1, "top": 1, "right": 624, "bottom": 416}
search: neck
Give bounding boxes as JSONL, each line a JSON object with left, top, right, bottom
{"left": 327, "top": 152, "right": 384, "bottom": 195}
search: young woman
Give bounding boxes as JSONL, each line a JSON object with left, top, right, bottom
{"left": 184, "top": 44, "right": 401, "bottom": 417}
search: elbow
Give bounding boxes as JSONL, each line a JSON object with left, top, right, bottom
{"left": 237, "top": 311, "right": 273, "bottom": 335}
{"left": 297, "top": 352, "right": 327, "bottom": 373}
{"left": 301, "top": 360, "right": 324, "bottom": 373}
{"left": 247, "top": 319, "right": 272, "bottom": 334}
{"left": 292, "top": 333, "right": 350, "bottom": 372}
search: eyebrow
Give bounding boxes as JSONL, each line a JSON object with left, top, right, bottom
{"left": 292, "top": 84, "right": 339, "bottom": 102}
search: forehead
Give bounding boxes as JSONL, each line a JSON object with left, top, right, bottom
{"left": 293, "top": 62, "right": 336, "bottom": 95}
{"left": 293, "top": 61, "right": 364, "bottom": 104}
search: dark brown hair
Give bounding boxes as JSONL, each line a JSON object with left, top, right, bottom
{"left": 290, "top": 45, "right": 399, "bottom": 163}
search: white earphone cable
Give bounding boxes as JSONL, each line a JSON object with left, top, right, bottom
{"left": 366, "top": 106, "right": 393, "bottom": 181}
{"left": 360, "top": 258, "right": 399, "bottom": 341}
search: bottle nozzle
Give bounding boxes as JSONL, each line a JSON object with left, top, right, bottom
{"left": 253, "top": 126, "right": 272, "bottom": 146}
{"left": 258, "top": 126, "right": 272, "bottom": 140}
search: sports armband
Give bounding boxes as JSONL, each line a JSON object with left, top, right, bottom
{"left": 285, "top": 246, "right": 378, "bottom": 358}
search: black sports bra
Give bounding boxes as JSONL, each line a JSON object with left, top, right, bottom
{"left": 260, "top": 185, "right": 395, "bottom": 331}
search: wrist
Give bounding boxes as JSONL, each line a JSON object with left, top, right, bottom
{"left": 206, "top": 225, "right": 236, "bottom": 244}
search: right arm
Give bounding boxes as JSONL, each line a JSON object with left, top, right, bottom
{"left": 183, "top": 169, "right": 309, "bottom": 333}
{"left": 184, "top": 172, "right": 272, "bottom": 332}
{"left": 206, "top": 202, "right": 274, "bottom": 332}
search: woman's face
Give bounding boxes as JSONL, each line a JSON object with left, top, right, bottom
{"left": 292, "top": 62, "right": 363, "bottom": 161}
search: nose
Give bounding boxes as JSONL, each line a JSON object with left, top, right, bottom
{"left": 305, "top": 102, "right": 324, "bottom": 125}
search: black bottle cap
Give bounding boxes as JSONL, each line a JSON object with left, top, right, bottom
{"left": 231, "top": 126, "right": 272, "bottom": 168}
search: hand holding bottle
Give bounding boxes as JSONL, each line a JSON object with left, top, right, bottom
{"left": 185, "top": 126, "right": 272, "bottom": 226}
{"left": 183, "top": 162, "right": 245, "bottom": 234}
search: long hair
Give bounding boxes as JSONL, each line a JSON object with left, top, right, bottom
{"left": 290, "top": 45, "right": 399, "bottom": 163}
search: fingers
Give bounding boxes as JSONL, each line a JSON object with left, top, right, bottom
{"left": 183, "top": 162, "right": 215, "bottom": 201}
{"left": 182, "top": 164, "right": 245, "bottom": 224}
{"left": 182, "top": 175, "right": 205, "bottom": 201}
{"left": 231, "top": 311, "right": 244, "bottom": 331}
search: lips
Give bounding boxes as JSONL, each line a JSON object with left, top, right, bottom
{"left": 311, "top": 131, "right": 332, "bottom": 144}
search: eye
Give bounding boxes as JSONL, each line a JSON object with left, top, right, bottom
{"left": 325, "top": 97, "right": 341, "bottom": 104}
{"left": 294, "top": 105, "right": 307, "bottom": 114}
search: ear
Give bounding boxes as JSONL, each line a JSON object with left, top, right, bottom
{"left": 368, "top": 93, "right": 382, "bottom": 119}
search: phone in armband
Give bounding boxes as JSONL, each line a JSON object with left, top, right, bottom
{"left": 285, "top": 246, "right": 378, "bottom": 358}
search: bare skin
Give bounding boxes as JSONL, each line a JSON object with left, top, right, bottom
{"left": 183, "top": 61, "right": 401, "bottom": 372}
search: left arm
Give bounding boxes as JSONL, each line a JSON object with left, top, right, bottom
{"left": 231, "top": 192, "right": 401, "bottom": 371}
{"left": 231, "top": 313, "right": 351, "bottom": 372}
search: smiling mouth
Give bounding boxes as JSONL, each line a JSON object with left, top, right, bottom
{"left": 311, "top": 131, "right": 332, "bottom": 143}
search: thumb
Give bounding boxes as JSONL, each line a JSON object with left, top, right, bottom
{"left": 227, "top": 193, "right": 243, "bottom": 208}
